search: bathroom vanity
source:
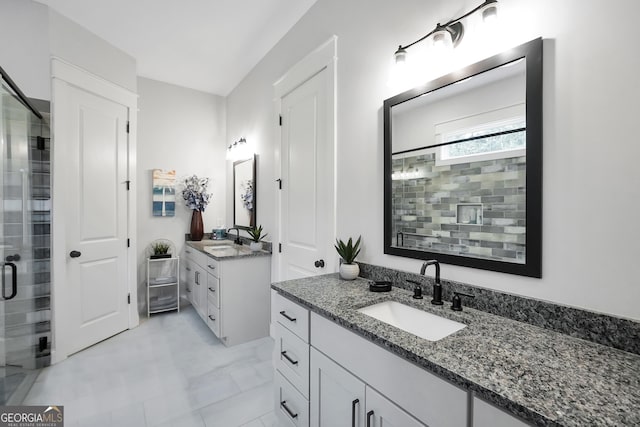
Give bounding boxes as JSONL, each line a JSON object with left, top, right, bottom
{"left": 183, "top": 240, "right": 271, "bottom": 346}
{"left": 271, "top": 275, "right": 640, "bottom": 427}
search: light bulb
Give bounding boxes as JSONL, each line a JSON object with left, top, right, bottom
{"left": 432, "top": 26, "right": 453, "bottom": 51}
{"left": 481, "top": 0, "right": 498, "bottom": 24}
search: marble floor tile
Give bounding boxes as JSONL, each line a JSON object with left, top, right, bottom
{"left": 23, "top": 306, "right": 276, "bottom": 427}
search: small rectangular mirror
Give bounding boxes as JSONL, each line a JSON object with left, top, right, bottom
{"left": 233, "top": 155, "right": 256, "bottom": 229}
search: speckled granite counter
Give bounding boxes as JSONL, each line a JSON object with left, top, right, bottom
{"left": 186, "top": 239, "right": 271, "bottom": 260}
{"left": 272, "top": 274, "right": 640, "bottom": 427}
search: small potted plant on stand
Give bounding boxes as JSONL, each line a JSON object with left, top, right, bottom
{"left": 247, "top": 225, "right": 268, "bottom": 251}
{"left": 335, "top": 236, "right": 361, "bottom": 280}
{"left": 150, "top": 242, "right": 171, "bottom": 259}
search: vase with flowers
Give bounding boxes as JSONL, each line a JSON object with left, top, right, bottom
{"left": 181, "top": 175, "right": 212, "bottom": 241}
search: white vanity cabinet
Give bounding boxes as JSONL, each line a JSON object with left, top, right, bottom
{"left": 184, "top": 245, "right": 271, "bottom": 346}
{"left": 272, "top": 291, "right": 468, "bottom": 427}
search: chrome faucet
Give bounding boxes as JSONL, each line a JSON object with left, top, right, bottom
{"left": 227, "top": 227, "right": 242, "bottom": 245}
{"left": 420, "top": 260, "right": 443, "bottom": 305}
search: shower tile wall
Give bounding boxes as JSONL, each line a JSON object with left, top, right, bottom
{"left": 392, "top": 153, "right": 526, "bottom": 263}
{"left": 3, "top": 108, "right": 51, "bottom": 370}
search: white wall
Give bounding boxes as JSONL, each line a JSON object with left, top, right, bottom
{"left": 0, "top": 1, "right": 137, "bottom": 98}
{"left": 0, "top": 0, "right": 50, "bottom": 100}
{"left": 226, "top": 0, "right": 640, "bottom": 320}
{"left": 136, "top": 77, "right": 226, "bottom": 311}
{"left": 49, "top": 9, "right": 137, "bottom": 93}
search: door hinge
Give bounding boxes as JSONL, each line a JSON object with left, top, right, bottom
{"left": 127, "top": 238, "right": 130, "bottom": 248}
{"left": 126, "top": 121, "right": 130, "bottom": 133}
{"left": 279, "top": 243, "right": 282, "bottom": 253}
{"left": 127, "top": 293, "right": 131, "bottom": 304}
{"left": 125, "top": 180, "right": 131, "bottom": 190}
{"left": 276, "top": 178, "right": 282, "bottom": 190}
{"left": 279, "top": 115, "right": 282, "bottom": 126}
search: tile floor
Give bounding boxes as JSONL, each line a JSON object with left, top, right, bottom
{"left": 24, "top": 306, "right": 278, "bottom": 427}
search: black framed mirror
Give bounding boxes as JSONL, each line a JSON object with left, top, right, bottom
{"left": 384, "top": 38, "right": 542, "bottom": 277}
{"left": 233, "top": 155, "right": 256, "bottom": 229}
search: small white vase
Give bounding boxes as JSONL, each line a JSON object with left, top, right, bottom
{"left": 339, "top": 263, "right": 359, "bottom": 280}
{"left": 249, "top": 241, "right": 263, "bottom": 251}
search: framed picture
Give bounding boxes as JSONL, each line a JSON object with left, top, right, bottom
{"left": 233, "top": 155, "right": 256, "bottom": 228}
{"left": 152, "top": 169, "right": 176, "bottom": 217}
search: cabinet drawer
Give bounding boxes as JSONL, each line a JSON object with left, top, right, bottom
{"left": 207, "top": 303, "right": 221, "bottom": 337}
{"left": 273, "top": 292, "right": 309, "bottom": 342}
{"left": 275, "top": 371, "right": 309, "bottom": 427}
{"left": 204, "top": 258, "right": 219, "bottom": 277}
{"left": 275, "top": 324, "right": 310, "bottom": 399}
{"left": 207, "top": 274, "right": 220, "bottom": 308}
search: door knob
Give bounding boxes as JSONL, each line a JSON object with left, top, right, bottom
{"left": 69, "top": 250, "right": 82, "bottom": 258}
{"left": 314, "top": 259, "right": 325, "bottom": 268}
{"left": 5, "top": 254, "right": 20, "bottom": 262}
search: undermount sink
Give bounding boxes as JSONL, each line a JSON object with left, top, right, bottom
{"left": 357, "top": 301, "right": 466, "bottom": 341}
{"left": 205, "top": 245, "right": 234, "bottom": 250}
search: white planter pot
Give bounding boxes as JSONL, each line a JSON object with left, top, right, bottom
{"left": 339, "top": 263, "right": 359, "bottom": 280}
{"left": 249, "top": 241, "right": 263, "bottom": 251}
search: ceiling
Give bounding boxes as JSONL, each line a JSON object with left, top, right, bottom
{"left": 36, "top": 0, "right": 317, "bottom": 96}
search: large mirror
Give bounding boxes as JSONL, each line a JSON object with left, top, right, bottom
{"left": 233, "top": 155, "right": 256, "bottom": 229}
{"left": 384, "top": 38, "right": 542, "bottom": 277}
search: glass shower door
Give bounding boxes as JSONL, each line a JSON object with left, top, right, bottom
{"left": 0, "top": 82, "right": 44, "bottom": 404}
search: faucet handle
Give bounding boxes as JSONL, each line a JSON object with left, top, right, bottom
{"left": 451, "top": 292, "right": 474, "bottom": 311}
{"left": 407, "top": 280, "right": 423, "bottom": 299}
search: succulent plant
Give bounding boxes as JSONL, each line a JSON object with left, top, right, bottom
{"left": 335, "top": 236, "right": 361, "bottom": 265}
{"left": 247, "top": 225, "right": 268, "bottom": 242}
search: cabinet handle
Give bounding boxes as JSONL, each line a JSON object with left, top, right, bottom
{"left": 208, "top": 287, "right": 216, "bottom": 292}
{"left": 366, "top": 410, "right": 374, "bottom": 427}
{"left": 208, "top": 315, "right": 216, "bottom": 321}
{"left": 208, "top": 264, "right": 216, "bottom": 270}
{"left": 280, "top": 401, "right": 298, "bottom": 419}
{"left": 279, "top": 311, "right": 296, "bottom": 322}
{"left": 195, "top": 271, "right": 200, "bottom": 285}
{"left": 352, "top": 399, "right": 359, "bottom": 427}
{"left": 187, "top": 288, "right": 191, "bottom": 293}
{"left": 185, "top": 250, "right": 192, "bottom": 254}
{"left": 280, "top": 351, "right": 298, "bottom": 365}
{"left": 186, "top": 267, "right": 191, "bottom": 272}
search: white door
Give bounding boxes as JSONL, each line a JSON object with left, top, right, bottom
{"left": 280, "top": 67, "right": 335, "bottom": 280}
{"left": 61, "top": 84, "right": 130, "bottom": 355}
{"left": 310, "top": 348, "right": 366, "bottom": 427}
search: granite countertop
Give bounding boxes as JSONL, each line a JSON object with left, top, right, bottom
{"left": 186, "top": 239, "right": 271, "bottom": 260}
{"left": 272, "top": 274, "right": 640, "bottom": 427}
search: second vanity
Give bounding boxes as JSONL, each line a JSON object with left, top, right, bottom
{"left": 184, "top": 239, "right": 271, "bottom": 346}
{"left": 271, "top": 275, "right": 640, "bottom": 427}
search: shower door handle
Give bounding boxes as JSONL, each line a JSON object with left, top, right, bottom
{"left": 1, "top": 262, "right": 18, "bottom": 300}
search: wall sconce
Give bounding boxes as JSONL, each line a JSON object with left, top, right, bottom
{"left": 393, "top": 0, "right": 498, "bottom": 64}
{"left": 227, "top": 137, "right": 253, "bottom": 161}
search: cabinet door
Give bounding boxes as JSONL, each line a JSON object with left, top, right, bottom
{"left": 310, "top": 348, "right": 365, "bottom": 427}
{"left": 365, "top": 387, "right": 426, "bottom": 427}
{"left": 192, "top": 264, "right": 206, "bottom": 318}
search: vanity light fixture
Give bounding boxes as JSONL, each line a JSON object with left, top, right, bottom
{"left": 393, "top": 0, "right": 498, "bottom": 64}
{"left": 227, "top": 137, "right": 247, "bottom": 152}
{"left": 227, "top": 137, "right": 253, "bottom": 161}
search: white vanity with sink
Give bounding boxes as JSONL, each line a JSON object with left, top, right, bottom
{"left": 183, "top": 240, "right": 271, "bottom": 346}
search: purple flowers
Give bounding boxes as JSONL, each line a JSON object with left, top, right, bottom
{"left": 241, "top": 180, "right": 253, "bottom": 211}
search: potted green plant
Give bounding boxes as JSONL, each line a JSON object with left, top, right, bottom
{"left": 150, "top": 242, "right": 171, "bottom": 259}
{"left": 335, "top": 236, "right": 361, "bottom": 280}
{"left": 247, "top": 225, "right": 268, "bottom": 251}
